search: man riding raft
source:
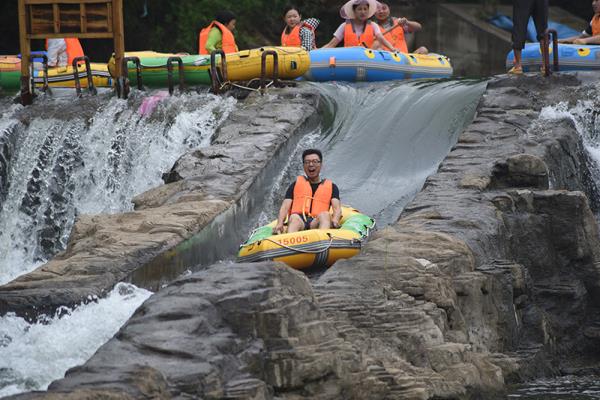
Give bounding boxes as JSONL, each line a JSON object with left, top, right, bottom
{"left": 274, "top": 149, "right": 342, "bottom": 234}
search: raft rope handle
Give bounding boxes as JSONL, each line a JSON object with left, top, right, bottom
{"left": 263, "top": 229, "right": 369, "bottom": 254}
{"left": 221, "top": 78, "right": 274, "bottom": 93}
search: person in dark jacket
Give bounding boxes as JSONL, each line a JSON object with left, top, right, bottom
{"left": 509, "top": 0, "right": 548, "bottom": 74}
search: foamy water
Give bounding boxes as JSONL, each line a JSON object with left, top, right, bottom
{"left": 0, "top": 283, "right": 152, "bottom": 397}
{"left": 0, "top": 91, "right": 236, "bottom": 286}
{"left": 538, "top": 99, "right": 600, "bottom": 186}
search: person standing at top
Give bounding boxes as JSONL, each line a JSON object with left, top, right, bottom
{"left": 322, "top": 0, "right": 399, "bottom": 52}
{"left": 274, "top": 149, "right": 341, "bottom": 235}
{"left": 281, "top": 6, "right": 320, "bottom": 51}
{"left": 373, "top": 2, "right": 428, "bottom": 54}
{"left": 199, "top": 11, "right": 239, "bottom": 55}
{"left": 509, "top": 0, "right": 548, "bottom": 74}
{"left": 46, "top": 38, "right": 84, "bottom": 67}
{"left": 559, "top": 0, "right": 600, "bottom": 45}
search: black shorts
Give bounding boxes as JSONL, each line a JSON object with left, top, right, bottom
{"left": 292, "top": 213, "right": 314, "bottom": 230}
{"left": 512, "top": 0, "right": 548, "bottom": 50}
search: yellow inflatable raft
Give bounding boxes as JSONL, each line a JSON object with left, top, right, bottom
{"left": 237, "top": 206, "right": 375, "bottom": 270}
{"left": 0, "top": 55, "right": 112, "bottom": 90}
{"left": 225, "top": 46, "right": 310, "bottom": 81}
{"left": 37, "top": 63, "right": 111, "bottom": 88}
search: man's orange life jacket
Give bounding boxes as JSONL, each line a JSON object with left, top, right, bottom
{"left": 198, "top": 21, "right": 238, "bottom": 55}
{"left": 379, "top": 18, "right": 408, "bottom": 53}
{"left": 290, "top": 176, "right": 333, "bottom": 217}
{"left": 281, "top": 23, "right": 315, "bottom": 48}
{"left": 592, "top": 14, "right": 600, "bottom": 36}
{"left": 45, "top": 38, "right": 84, "bottom": 65}
{"left": 344, "top": 22, "right": 375, "bottom": 48}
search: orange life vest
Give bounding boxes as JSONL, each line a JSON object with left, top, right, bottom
{"left": 290, "top": 176, "right": 333, "bottom": 217}
{"left": 379, "top": 18, "right": 408, "bottom": 53}
{"left": 45, "top": 38, "right": 84, "bottom": 65}
{"left": 344, "top": 22, "right": 375, "bottom": 48}
{"left": 281, "top": 23, "right": 315, "bottom": 48}
{"left": 592, "top": 14, "right": 600, "bottom": 36}
{"left": 198, "top": 21, "right": 238, "bottom": 55}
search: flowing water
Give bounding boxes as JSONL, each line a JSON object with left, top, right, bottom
{"left": 257, "top": 79, "right": 487, "bottom": 227}
{"left": 0, "top": 88, "right": 235, "bottom": 396}
{"left": 0, "top": 283, "right": 152, "bottom": 397}
{"left": 537, "top": 98, "right": 600, "bottom": 191}
{"left": 508, "top": 376, "right": 600, "bottom": 399}
{"left": 0, "top": 89, "right": 236, "bottom": 286}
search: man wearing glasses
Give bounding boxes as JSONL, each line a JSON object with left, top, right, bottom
{"left": 274, "top": 149, "right": 342, "bottom": 234}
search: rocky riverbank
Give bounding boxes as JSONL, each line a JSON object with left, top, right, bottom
{"left": 7, "top": 73, "right": 600, "bottom": 399}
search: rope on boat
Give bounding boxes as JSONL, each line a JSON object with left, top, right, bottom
{"left": 224, "top": 78, "right": 274, "bottom": 92}
{"left": 262, "top": 232, "right": 366, "bottom": 254}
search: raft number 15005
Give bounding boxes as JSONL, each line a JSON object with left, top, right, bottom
{"left": 276, "top": 235, "right": 310, "bottom": 246}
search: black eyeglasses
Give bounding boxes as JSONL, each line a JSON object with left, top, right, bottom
{"left": 303, "top": 160, "right": 321, "bottom": 165}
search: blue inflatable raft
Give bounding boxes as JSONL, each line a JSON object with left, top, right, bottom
{"left": 506, "top": 43, "right": 600, "bottom": 72}
{"left": 304, "top": 47, "right": 453, "bottom": 82}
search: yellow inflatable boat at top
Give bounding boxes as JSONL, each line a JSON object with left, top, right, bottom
{"left": 238, "top": 206, "right": 375, "bottom": 270}
{"left": 224, "top": 46, "right": 310, "bottom": 81}
{"left": 36, "top": 63, "right": 112, "bottom": 88}
{"left": 0, "top": 55, "right": 112, "bottom": 91}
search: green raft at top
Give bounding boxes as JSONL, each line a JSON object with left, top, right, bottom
{"left": 110, "top": 51, "right": 212, "bottom": 87}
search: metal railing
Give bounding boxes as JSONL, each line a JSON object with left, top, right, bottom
{"left": 166, "top": 56, "right": 184, "bottom": 95}
{"left": 117, "top": 56, "right": 143, "bottom": 99}
{"left": 210, "top": 50, "right": 228, "bottom": 94}
{"left": 124, "top": 56, "right": 143, "bottom": 89}
{"left": 260, "top": 50, "right": 279, "bottom": 94}
{"left": 72, "top": 56, "right": 97, "bottom": 97}
{"left": 28, "top": 52, "right": 48, "bottom": 95}
{"left": 541, "top": 29, "right": 559, "bottom": 77}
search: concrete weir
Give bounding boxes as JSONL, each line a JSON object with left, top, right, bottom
{"left": 0, "top": 86, "right": 321, "bottom": 319}
{"left": 5, "top": 74, "right": 600, "bottom": 399}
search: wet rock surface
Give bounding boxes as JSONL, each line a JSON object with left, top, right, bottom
{"left": 6, "top": 74, "right": 600, "bottom": 399}
{"left": 0, "top": 87, "right": 320, "bottom": 320}
{"left": 10, "top": 263, "right": 389, "bottom": 400}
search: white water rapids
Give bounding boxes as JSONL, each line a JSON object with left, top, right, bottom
{"left": 0, "top": 283, "right": 152, "bottom": 397}
{"left": 0, "top": 90, "right": 236, "bottom": 286}
{"left": 537, "top": 98, "right": 600, "bottom": 177}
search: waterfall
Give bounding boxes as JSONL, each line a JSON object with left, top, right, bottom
{"left": 0, "top": 90, "right": 236, "bottom": 286}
